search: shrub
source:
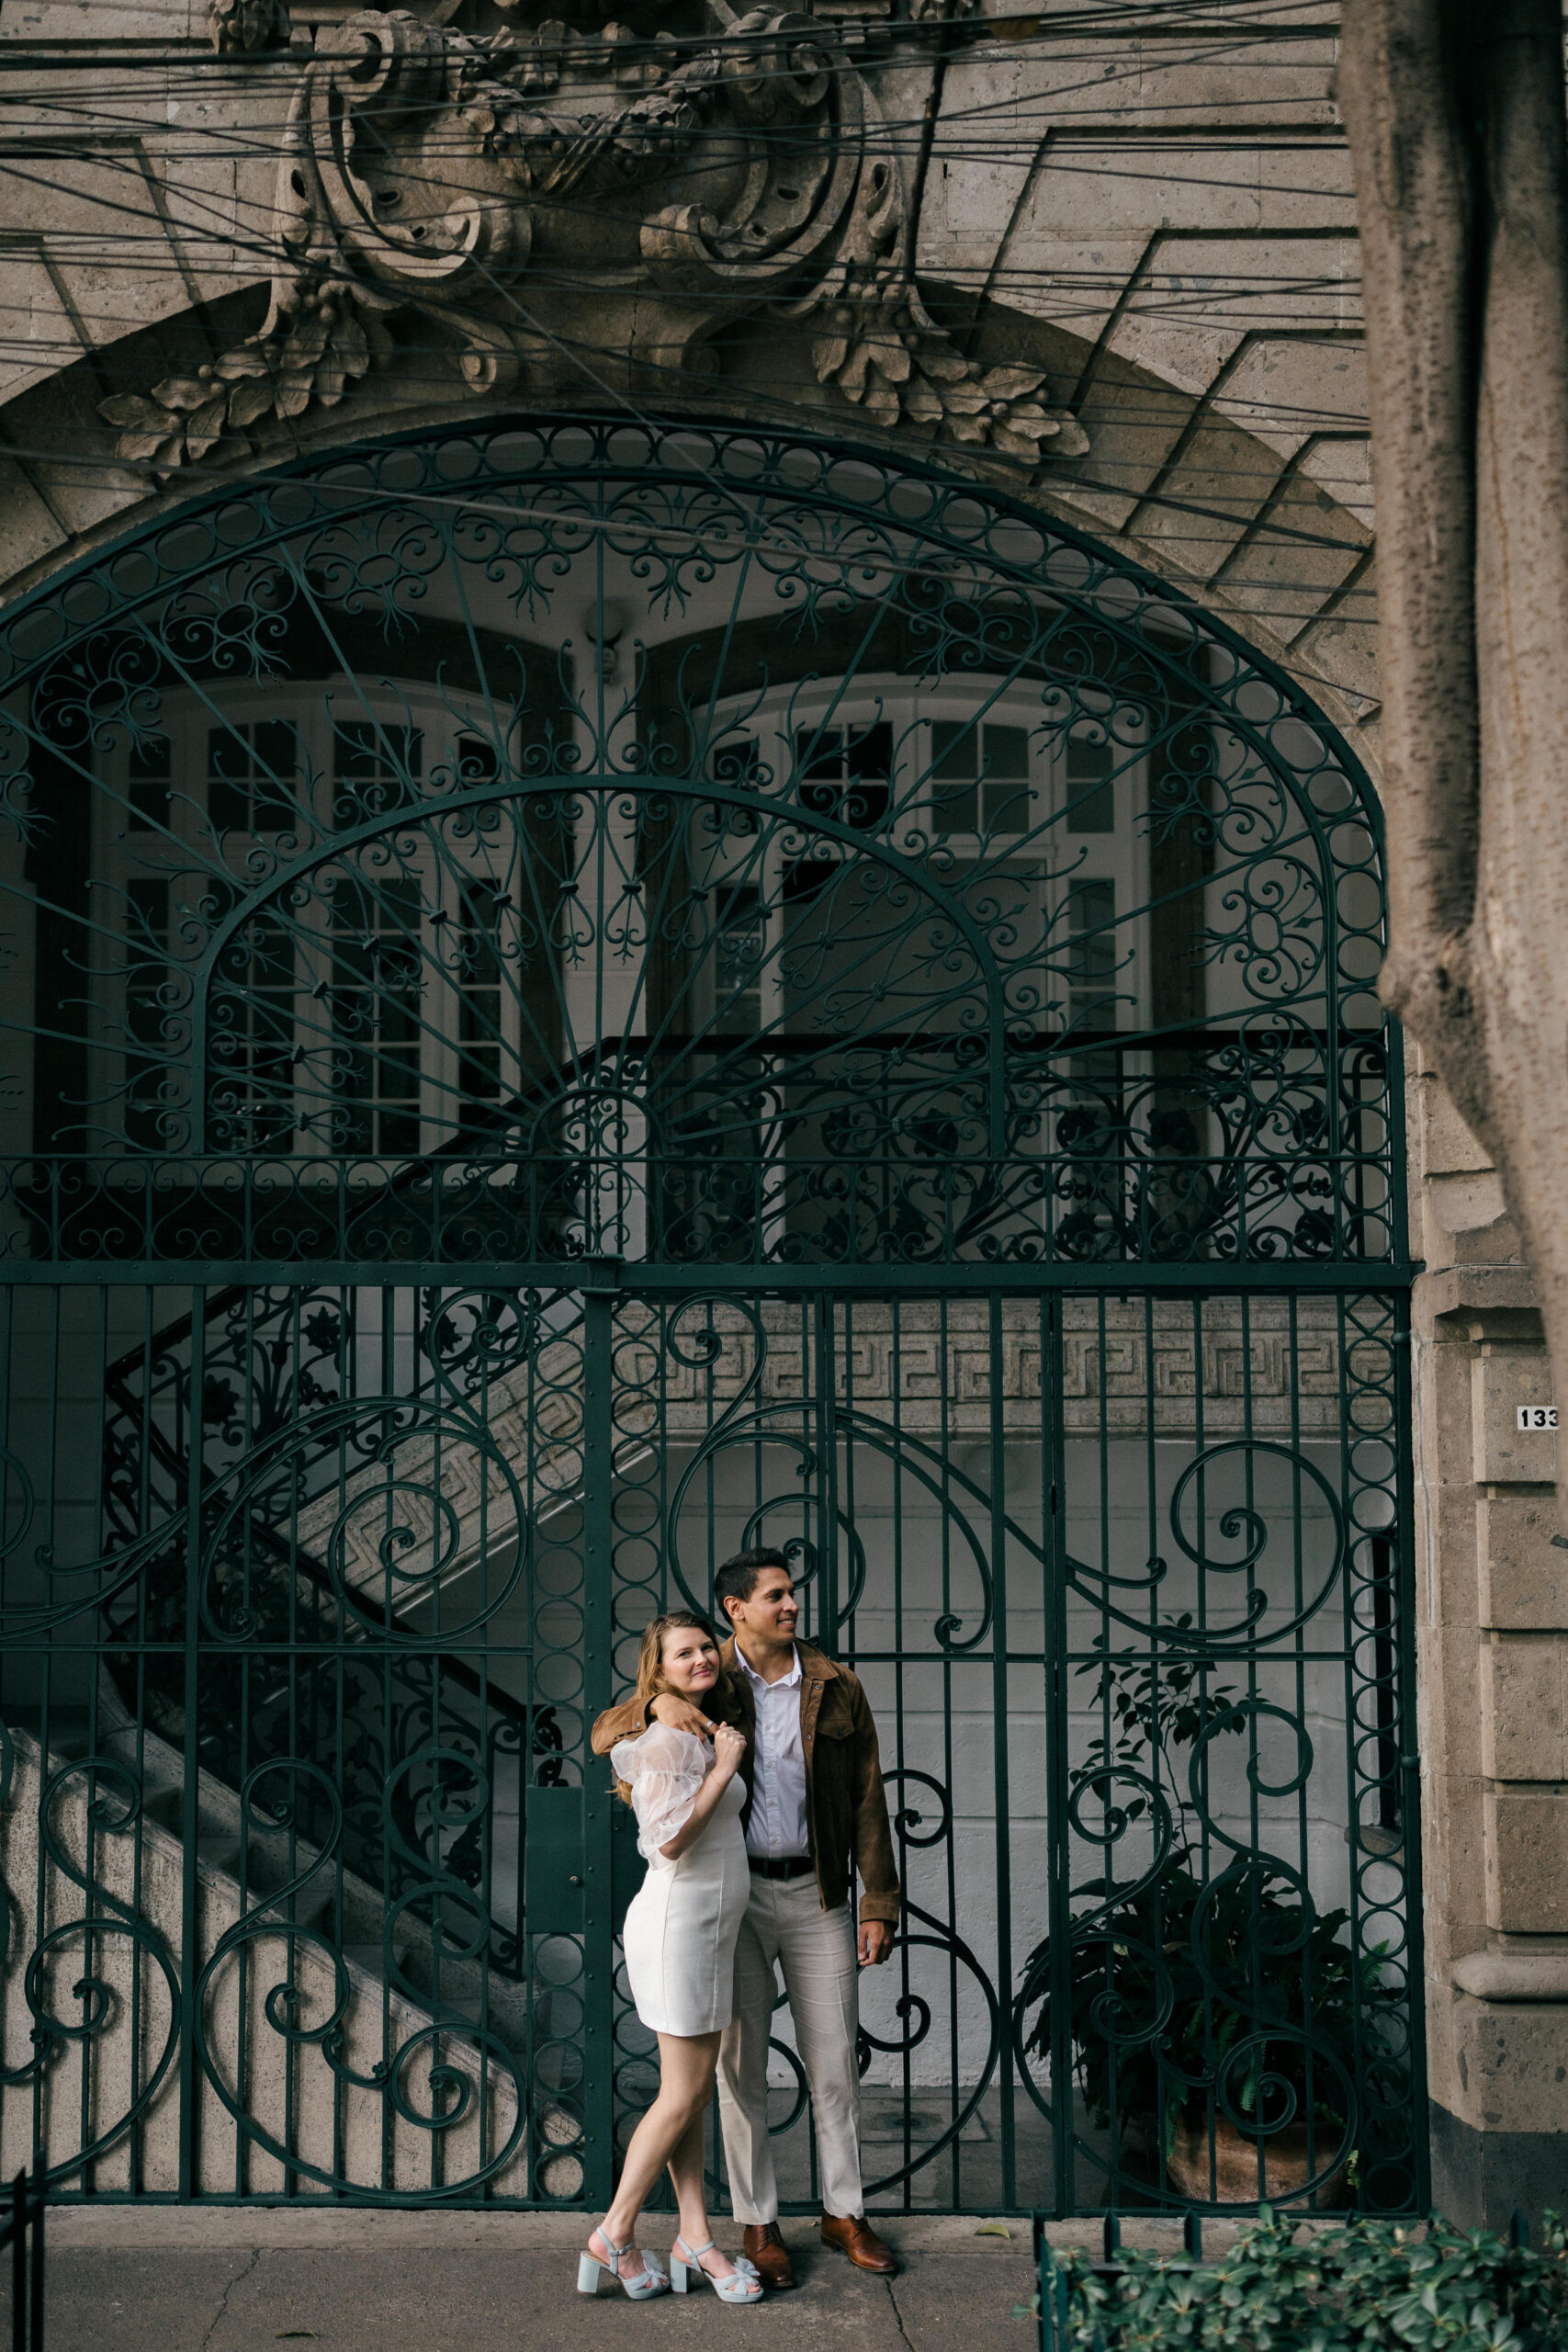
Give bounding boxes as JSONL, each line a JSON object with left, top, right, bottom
{"left": 1023, "top": 2210, "right": 1568, "bottom": 2351}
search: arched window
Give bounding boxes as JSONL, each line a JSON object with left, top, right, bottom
{"left": 4, "top": 424, "right": 1391, "bottom": 1275}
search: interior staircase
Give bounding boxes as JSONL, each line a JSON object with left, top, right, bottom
{"left": 0, "top": 1283, "right": 597, "bottom": 2200}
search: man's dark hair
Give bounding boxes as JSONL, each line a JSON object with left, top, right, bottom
{"left": 714, "top": 1546, "right": 791, "bottom": 1621}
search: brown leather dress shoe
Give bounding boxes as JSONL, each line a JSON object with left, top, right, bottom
{"left": 741, "top": 2222, "right": 795, "bottom": 2290}
{"left": 820, "top": 2214, "right": 898, "bottom": 2274}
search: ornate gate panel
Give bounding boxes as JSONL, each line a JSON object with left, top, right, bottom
{"left": 0, "top": 419, "right": 1421, "bottom": 2211}
{"left": 605, "top": 1286, "right": 1418, "bottom": 2215}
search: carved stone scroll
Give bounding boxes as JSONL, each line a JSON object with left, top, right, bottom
{"left": 118, "top": 6, "right": 1087, "bottom": 470}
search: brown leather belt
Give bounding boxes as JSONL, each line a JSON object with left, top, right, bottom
{"left": 748, "top": 1855, "right": 814, "bottom": 1881}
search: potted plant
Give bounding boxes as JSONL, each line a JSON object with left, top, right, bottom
{"left": 1019, "top": 1627, "right": 1405, "bottom": 2206}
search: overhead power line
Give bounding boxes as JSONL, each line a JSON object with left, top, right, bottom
{"left": 0, "top": 0, "right": 1383, "bottom": 708}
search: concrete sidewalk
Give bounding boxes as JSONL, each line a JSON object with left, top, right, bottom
{"left": 31, "top": 2210, "right": 1063, "bottom": 2352}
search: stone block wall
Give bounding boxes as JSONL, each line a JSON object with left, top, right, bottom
{"left": 1411, "top": 1049, "right": 1568, "bottom": 2224}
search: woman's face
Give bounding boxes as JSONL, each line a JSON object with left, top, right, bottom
{"left": 660, "top": 1623, "right": 721, "bottom": 1696}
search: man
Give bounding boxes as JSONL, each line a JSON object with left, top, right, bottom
{"left": 592, "top": 1546, "right": 901, "bottom": 2286}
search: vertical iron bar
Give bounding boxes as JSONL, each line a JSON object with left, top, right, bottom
{"left": 84, "top": 1286, "right": 109, "bottom": 2201}
{"left": 1285, "top": 1289, "right": 1316, "bottom": 2197}
{"left": 10, "top": 2173, "right": 21, "bottom": 2352}
{"left": 1099, "top": 1291, "right": 1122, "bottom": 2196}
{"left": 1041, "top": 1295, "right": 1072, "bottom": 2214}
{"left": 816, "top": 1292, "right": 840, "bottom": 1651}
{"left": 28, "top": 2176, "right": 41, "bottom": 2352}
{"left": 887, "top": 1295, "right": 917, "bottom": 2208}
{"left": 581, "top": 1284, "right": 616, "bottom": 2206}
{"left": 128, "top": 1283, "right": 152, "bottom": 2202}
{"left": 937, "top": 1293, "right": 960, "bottom": 2210}
{"left": 987, "top": 1295, "right": 1016, "bottom": 2208}
{"left": 30, "top": 1290, "right": 62, "bottom": 2185}
{"left": 1141, "top": 1290, "right": 1161, "bottom": 2209}
{"left": 178, "top": 1286, "right": 207, "bottom": 2201}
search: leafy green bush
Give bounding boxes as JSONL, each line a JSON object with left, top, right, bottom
{"left": 1023, "top": 2211, "right": 1568, "bottom": 2350}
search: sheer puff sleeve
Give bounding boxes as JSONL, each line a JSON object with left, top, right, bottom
{"left": 611, "top": 1724, "right": 712, "bottom": 1863}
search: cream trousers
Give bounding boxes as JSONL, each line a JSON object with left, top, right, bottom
{"left": 716, "top": 1872, "right": 863, "bottom": 2223}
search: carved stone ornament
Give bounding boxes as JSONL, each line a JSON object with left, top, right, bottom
{"left": 209, "top": 0, "right": 293, "bottom": 51}
{"left": 115, "top": 6, "right": 1089, "bottom": 470}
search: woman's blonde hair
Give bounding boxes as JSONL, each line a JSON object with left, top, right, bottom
{"left": 613, "top": 1610, "right": 728, "bottom": 1805}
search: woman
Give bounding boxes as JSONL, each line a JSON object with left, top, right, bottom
{"left": 577, "top": 1610, "right": 762, "bottom": 2305}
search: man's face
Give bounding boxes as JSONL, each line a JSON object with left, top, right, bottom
{"left": 726, "top": 1566, "right": 798, "bottom": 1647}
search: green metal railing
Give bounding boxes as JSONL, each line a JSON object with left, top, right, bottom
{"left": 0, "top": 415, "right": 1421, "bottom": 2212}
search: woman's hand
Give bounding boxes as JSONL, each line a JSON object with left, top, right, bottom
{"left": 649, "top": 1692, "right": 714, "bottom": 1740}
{"left": 655, "top": 1721, "right": 747, "bottom": 1860}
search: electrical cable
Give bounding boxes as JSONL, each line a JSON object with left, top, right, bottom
{"left": 0, "top": 2, "right": 1380, "bottom": 701}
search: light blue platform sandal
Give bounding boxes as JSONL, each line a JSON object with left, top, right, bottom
{"left": 577, "top": 2226, "right": 671, "bottom": 2299}
{"left": 670, "top": 2236, "right": 763, "bottom": 2303}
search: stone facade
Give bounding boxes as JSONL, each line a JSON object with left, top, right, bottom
{"left": 0, "top": 0, "right": 1556, "bottom": 2224}
{"left": 1409, "top": 1052, "right": 1568, "bottom": 2223}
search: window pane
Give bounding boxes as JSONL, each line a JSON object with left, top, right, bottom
{"left": 126, "top": 881, "right": 168, "bottom": 1051}
{"left": 332, "top": 876, "right": 423, "bottom": 1155}
{"left": 208, "top": 721, "right": 296, "bottom": 832}
{"left": 799, "top": 719, "right": 846, "bottom": 813}
{"left": 844, "top": 724, "right": 890, "bottom": 828}
{"left": 981, "top": 724, "right": 1030, "bottom": 834}
{"left": 710, "top": 736, "right": 761, "bottom": 834}
{"left": 931, "top": 719, "right": 977, "bottom": 833}
{"left": 128, "top": 735, "right": 171, "bottom": 832}
{"left": 208, "top": 904, "right": 295, "bottom": 1153}
{"left": 209, "top": 726, "right": 250, "bottom": 833}
{"left": 333, "top": 723, "right": 423, "bottom": 818}
{"left": 714, "top": 887, "right": 763, "bottom": 1036}
{"left": 1066, "top": 734, "right": 1115, "bottom": 832}
{"left": 457, "top": 888, "right": 502, "bottom": 1115}
{"left": 252, "top": 721, "right": 298, "bottom": 831}
{"left": 457, "top": 734, "right": 499, "bottom": 786}
{"left": 126, "top": 879, "right": 168, "bottom": 1149}
{"left": 712, "top": 736, "right": 760, "bottom": 786}
{"left": 795, "top": 725, "right": 890, "bottom": 828}
{"left": 1065, "top": 876, "right": 1119, "bottom": 1141}
{"left": 1067, "top": 877, "right": 1117, "bottom": 1015}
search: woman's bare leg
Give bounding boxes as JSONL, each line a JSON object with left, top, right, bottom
{"left": 665, "top": 2101, "right": 741, "bottom": 2283}
{"left": 596, "top": 2030, "right": 719, "bottom": 2268}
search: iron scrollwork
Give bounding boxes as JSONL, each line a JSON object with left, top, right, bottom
{"left": 666, "top": 1396, "right": 993, "bottom": 1650}
{"left": 1017, "top": 1623, "right": 1410, "bottom": 2210}
{"left": 0, "top": 1742, "right": 183, "bottom": 2187}
{"left": 1064, "top": 1438, "right": 1349, "bottom": 1655}
{"left": 1, "top": 418, "right": 1393, "bottom": 1276}
{"left": 0, "top": 391, "right": 1416, "bottom": 2217}
{"left": 193, "top": 1756, "right": 530, "bottom": 2199}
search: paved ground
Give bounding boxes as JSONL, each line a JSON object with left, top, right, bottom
{"left": 20, "top": 2209, "right": 1216, "bottom": 2352}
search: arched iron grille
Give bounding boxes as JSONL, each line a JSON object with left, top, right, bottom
{"left": 0, "top": 419, "right": 1421, "bottom": 2218}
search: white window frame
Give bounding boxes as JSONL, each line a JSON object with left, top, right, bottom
{"left": 91, "top": 684, "right": 528, "bottom": 1161}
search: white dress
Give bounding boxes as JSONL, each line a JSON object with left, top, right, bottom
{"left": 612, "top": 1724, "right": 750, "bottom": 2037}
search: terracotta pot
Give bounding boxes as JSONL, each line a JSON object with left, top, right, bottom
{"left": 1166, "top": 2109, "right": 1348, "bottom": 2208}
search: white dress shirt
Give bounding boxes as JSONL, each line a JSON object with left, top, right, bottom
{"left": 736, "top": 1643, "right": 809, "bottom": 1859}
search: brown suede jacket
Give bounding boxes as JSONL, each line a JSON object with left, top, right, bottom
{"left": 591, "top": 1637, "right": 900, "bottom": 1927}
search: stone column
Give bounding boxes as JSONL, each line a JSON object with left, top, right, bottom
{"left": 1411, "top": 1050, "right": 1568, "bottom": 2223}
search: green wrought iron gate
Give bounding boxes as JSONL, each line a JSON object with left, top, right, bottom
{"left": 0, "top": 418, "right": 1424, "bottom": 2212}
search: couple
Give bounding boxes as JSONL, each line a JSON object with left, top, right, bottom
{"left": 575, "top": 1546, "right": 902, "bottom": 2302}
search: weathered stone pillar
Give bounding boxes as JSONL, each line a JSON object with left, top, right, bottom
{"left": 1412, "top": 1050, "right": 1568, "bottom": 2222}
